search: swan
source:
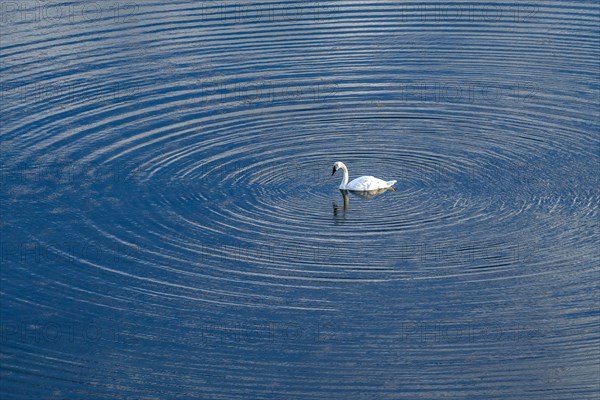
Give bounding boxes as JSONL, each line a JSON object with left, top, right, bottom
{"left": 332, "top": 161, "right": 397, "bottom": 191}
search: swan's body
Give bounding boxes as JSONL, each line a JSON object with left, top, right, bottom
{"left": 332, "top": 161, "right": 396, "bottom": 191}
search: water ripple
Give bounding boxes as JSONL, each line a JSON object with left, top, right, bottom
{"left": 1, "top": 1, "right": 598, "bottom": 398}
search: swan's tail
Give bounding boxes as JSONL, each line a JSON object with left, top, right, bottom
{"left": 386, "top": 180, "right": 397, "bottom": 187}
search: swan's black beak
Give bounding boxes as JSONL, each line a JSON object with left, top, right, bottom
{"left": 331, "top": 166, "right": 337, "bottom": 176}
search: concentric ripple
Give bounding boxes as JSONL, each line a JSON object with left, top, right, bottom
{"left": 1, "top": 1, "right": 598, "bottom": 399}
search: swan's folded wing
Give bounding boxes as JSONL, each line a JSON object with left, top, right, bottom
{"left": 348, "top": 176, "right": 386, "bottom": 191}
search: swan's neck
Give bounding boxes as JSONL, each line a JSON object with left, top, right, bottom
{"left": 339, "top": 165, "right": 349, "bottom": 189}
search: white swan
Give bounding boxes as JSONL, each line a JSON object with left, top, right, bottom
{"left": 332, "top": 161, "right": 397, "bottom": 191}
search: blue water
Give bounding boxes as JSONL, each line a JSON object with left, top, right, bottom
{"left": 1, "top": 1, "right": 599, "bottom": 399}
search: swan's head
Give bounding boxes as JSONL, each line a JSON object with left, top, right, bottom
{"left": 332, "top": 161, "right": 344, "bottom": 176}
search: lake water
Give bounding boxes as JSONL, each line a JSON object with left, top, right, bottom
{"left": 1, "top": 1, "right": 599, "bottom": 399}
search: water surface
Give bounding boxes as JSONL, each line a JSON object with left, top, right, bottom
{"left": 1, "top": 1, "right": 599, "bottom": 399}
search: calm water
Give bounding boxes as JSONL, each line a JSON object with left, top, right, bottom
{"left": 1, "top": 1, "right": 599, "bottom": 399}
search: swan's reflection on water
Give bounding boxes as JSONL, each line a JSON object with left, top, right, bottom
{"left": 333, "top": 188, "right": 394, "bottom": 220}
